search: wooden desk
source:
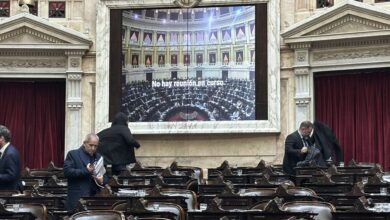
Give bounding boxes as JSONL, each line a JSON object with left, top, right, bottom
{"left": 207, "top": 174, "right": 290, "bottom": 185}
{"left": 187, "top": 210, "right": 315, "bottom": 220}
{"left": 0, "top": 195, "right": 65, "bottom": 211}
{"left": 320, "top": 194, "right": 390, "bottom": 211}
{"left": 81, "top": 195, "right": 190, "bottom": 210}
{"left": 333, "top": 212, "right": 390, "bottom": 220}
{"left": 2, "top": 206, "right": 38, "bottom": 220}
{"left": 198, "top": 194, "right": 318, "bottom": 210}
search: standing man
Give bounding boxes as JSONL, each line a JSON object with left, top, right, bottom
{"left": 0, "top": 125, "right": 21, "bottom": 190}
{"left": 64, "top": 133, "right": 108, "bottom": 211}
{"left": 282, "top": 121, "right": 313, "bottom": 176}
{"left": 97, "top": 112, "right": 140, "bottom": 175}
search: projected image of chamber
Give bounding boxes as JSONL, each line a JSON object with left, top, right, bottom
{"left": 121, "top": 6, "right": 256, "bottom": 122}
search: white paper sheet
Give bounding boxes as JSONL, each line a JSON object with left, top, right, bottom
{"left": 94, "top": 157, "right": 106, "bottom": 177}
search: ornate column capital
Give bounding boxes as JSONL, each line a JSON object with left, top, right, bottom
{"left": 66, "top": 101, "right": 83, "bottom": 110}
{"left": 67, "top": 72, "right": 83, "bottom": 81}
{"left": 294, "top": 67, "right": 309, "bottom": 76}
{"left": 295, "top": 97, "right": 311, "bottom": 106}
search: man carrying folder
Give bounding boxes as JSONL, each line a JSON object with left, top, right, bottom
{"left": 64, "top": 133, "right": 108, "bottom": 211}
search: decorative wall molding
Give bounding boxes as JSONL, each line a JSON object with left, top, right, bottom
{"left": 313, "top": 47, "right": 390, "bottom": 62}
{"left": 0, "top": 27, "right": 66, "bottom": 43}
{"left": 296, "top": 51, "right": 307, "bottom": 62}
{"left": 313, "top": 38, "right": 390, "bottom": 49}
{"left": 0, "top": 58, "right": 66, "bottom": 68}
{"left": 307, "top": 14, "right": 390, "bottom": 36}
{"left": 0, "top": 50, "right": 64, "bottom": 57}
{"left": 294, "top": 49, "right": 309, "bottom": 67}
{"left": 290, "top": 42, "right": 311, "bottom": 49}
{"left": 70, "top": 58, "right": 81, "bottom": 68}
{"left": 65, "top": 50, "right": 85, "bottom": 56}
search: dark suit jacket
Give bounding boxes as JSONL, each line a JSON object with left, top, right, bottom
{"left": 311, "top": 121, "right": 343, "bottom": 164}
{"left": 63, "top": 146, "right": 108, "bottom": 211}
{"left": 282, "top": 131, "right": 307, "bottom": 176}
{"left": 97, "top": 125, "right": 140, "bottom": 165}
{"left": 0, "top": 144, "right": 21, "bottom": 190}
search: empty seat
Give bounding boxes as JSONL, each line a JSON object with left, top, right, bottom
{"left": 249, "top": 200, "right": 273, "bottom": 211}
{"left": 286, "top": 187, "right": 317, "bottom": 196}
{"left": 146, "top": 202, "right": 185, "bottom": 220}
{"left": 282, "top": 201, "right": 335, "bottom": 220}
{"left": 5, "top": 203, "right": 48, "bottom": 220}
{"left": 128, "top": 217, "right": 171, "bottom": 220}
{"left": 70, "top": 210, "right": 125, "bottom": 220}
{"left": 112, "top": 199, "right": 185, "bottom": 220}
{"left": 239, "top": 188, "right": 276, "bottom": 196}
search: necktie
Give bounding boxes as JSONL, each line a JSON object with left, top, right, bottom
{"left": 302, "top": 138, "right": 308, "bottom": 147}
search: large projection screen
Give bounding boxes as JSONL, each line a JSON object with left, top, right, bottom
{"left": 96, "top": 0, "right": 280, "bottom": 134}
{"left": 122, "top": 6, "right": 257, "bottom": 122}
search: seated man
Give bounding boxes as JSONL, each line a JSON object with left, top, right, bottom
{"left": 64, "top": 133, "right": 108, "bottom": 211}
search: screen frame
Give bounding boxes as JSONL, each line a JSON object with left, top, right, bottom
{"left": 96, "top": 0, "right": 280, "bottom": 134}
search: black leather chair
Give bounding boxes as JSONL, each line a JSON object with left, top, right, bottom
{"left": 282, "top": 201, "right": 335, "bottom": 220}
{"left": 70, "top": 210, "right": 125, "bottom": 220}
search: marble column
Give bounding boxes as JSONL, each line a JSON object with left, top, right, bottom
{"left": 292, "top": 46, "right": 313, "bottom": 128}
{"left": 64, "top": 51, "right": 84, "bottom": 155}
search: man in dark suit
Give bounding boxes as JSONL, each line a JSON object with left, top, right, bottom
{"left": 0, "top": 125, "right": 21, "bottom": 190}
{"left": 64, "top": 133, "right": 108, "bottom": 211}
{"left": 282, "top": 121, "right": 313, "bottom": 176}
{"left": 97, "top": 112, "right": 140, "bottom": 175}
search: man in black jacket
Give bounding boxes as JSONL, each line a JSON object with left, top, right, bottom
{"left": 97, "top": 112, "right": 140, "bottom": 175}
{"left": 64, "top": 133, "right": 108, "bottom": 211}
{"left": 282, "top": 121, "right": 313, "bottom": 176}
{"left": 0, "top": 125, "right": 21, "bottom": 190}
